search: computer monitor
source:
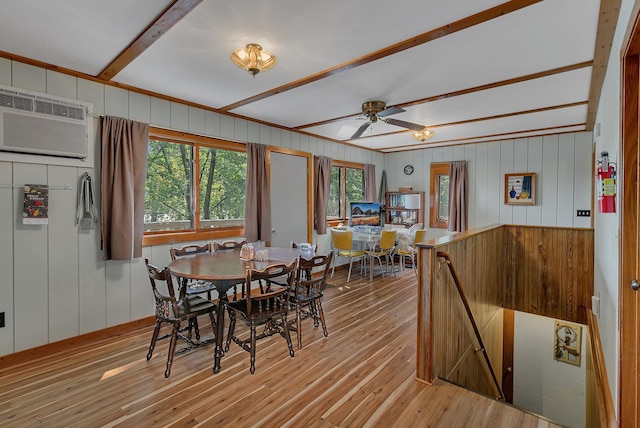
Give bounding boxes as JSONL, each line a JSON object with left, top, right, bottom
{"left": 349, "top": 202, "right": 382, "bottom": 227}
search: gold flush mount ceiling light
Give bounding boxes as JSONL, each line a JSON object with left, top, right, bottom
{"left": 231, "top": 43, "right": 277, "bottom": 77}
{"left": 412, "top": 128, "right": 434, "bottom": 142}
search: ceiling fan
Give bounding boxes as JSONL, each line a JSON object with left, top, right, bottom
{"left": 350, "top": 101, "right": 426, "bottom": 140}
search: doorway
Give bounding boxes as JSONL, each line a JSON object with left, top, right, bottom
{"left": 269, "top": 150, "right": 312, "bottom": 247}
{"left": 620, "top": 9, "right": 640, "bottom": 425}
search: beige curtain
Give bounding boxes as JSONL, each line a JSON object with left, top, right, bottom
{"left": 244, "top": 143, "right": 271, "bottom": 242}
{"left": 314, "top": 156, "right": 332, "bottom": 234}
{"left": 364, "top": 164, "right": 376, "bottom": 202}
{"left": 100, "top": 116, "right": 149, "bottom": 260}
{"left": 448, "top": 161, "right": 468, "bottom": 232}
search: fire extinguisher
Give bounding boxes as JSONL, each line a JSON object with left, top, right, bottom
{"left": 596, "top": 151, "right": 616, "bottom": 213}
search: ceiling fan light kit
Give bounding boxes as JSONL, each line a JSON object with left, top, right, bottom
{"left": 231, "top": 43, "right": 277, "bottom": 77}
{"left": 350, "top": 100, "right": 427, "bottom": 140}
{"left": 412, "top": 128, "right": 434, "bottom": 142}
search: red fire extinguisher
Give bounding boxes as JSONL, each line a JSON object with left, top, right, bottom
{"left": 596, "top": 151, "right": 616, "bottom": 213}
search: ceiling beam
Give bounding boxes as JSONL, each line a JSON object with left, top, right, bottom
{"left": 407, "top": 101, "right": 587, "bottom": 130}
{"left": 297, "top": 61, "right": 593, "bottom": 130}
{"left": 384, "top": 124, "right": 587, "bottom": 152}
{"left": 586, "top": 0, "right": 622, "bottom": 130}
{"left": 220, "top": 0, "right": 543, "bottom": 112}
{"left": 97, "top": 0, "right": 203, "bottom": 81}
{"left": 346, "top": 101, "right": 588, "bottom": 142}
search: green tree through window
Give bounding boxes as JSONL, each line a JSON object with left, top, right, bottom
{"left": 198, "top": 146, "right": 246, "bottom": 228}
{"left": 146, "top": 139, "right": 192, "bottom": 230}
{"left": 429, "top": 162, "right": 450, "bottom": 229}
{"left": 328, "top": 163, "right": 364, "bottom": 221}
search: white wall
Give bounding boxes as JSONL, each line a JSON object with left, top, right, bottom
{"left": 513, "top": 311, "right": 586, "bottom": 428}
{"left": 0, "top": 59, "right": 383, "bottom": 356}
{"left": 592, "top": 0, "right": 639, "bottom": 412}
{"left": 383, "top": 133, "right": 593, "bottom": 238}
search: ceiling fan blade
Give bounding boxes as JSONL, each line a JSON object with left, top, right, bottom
{"left": 384, "top": 118, "right": 425, "bottom": 132}
{"left": 351, "top": 122, "right": 371, "bottom": 139}
{"left": 376, "top": 106, "right": 405, "bottom": 117}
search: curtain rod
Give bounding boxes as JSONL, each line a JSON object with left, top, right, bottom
{"left": 86, "top": 109, "right": 104, "bottom": 118}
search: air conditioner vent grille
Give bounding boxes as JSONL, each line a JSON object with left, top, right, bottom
{"left": 67, "top": 106, "right": 84, "bottom": 120}
{"left": 35, "top": 100, "right": 52, "bottom": 115}
{"left": 33, "top": 100, "right": 85, "bottom": 121}
{"left": 0, "top": 84, "right": 90, "bottom": 159}
{"left": 14, "top": 96, "right": 33, "bottom": 111}
{"left": 51, "top": 103, "right": 66, "bottom": 117}
{"left": 0, "top": 94, "right": 33, "bottom": 111}
{"left": 0, "top": 94, "right": 12, "bottom": 108}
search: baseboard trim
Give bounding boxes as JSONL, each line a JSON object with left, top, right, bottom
{"left": 587, "top": 310, "right": 617, "bottom": 427}
{"left": 0, "top": 316, "right": 155, "bottom": 369}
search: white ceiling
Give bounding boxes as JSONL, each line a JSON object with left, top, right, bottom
{"left": 0, "top": 0, "right": 613, "bottom": 152}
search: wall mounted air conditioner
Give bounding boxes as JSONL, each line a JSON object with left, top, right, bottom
{"left": 0, "top": 85, "right": 89, "bottom": 159}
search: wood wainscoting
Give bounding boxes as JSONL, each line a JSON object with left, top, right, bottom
{"left": 417, "top": 224, "right": 594, "bottom": 396}
{"left": 417, "top": 224, "right": 505, "bottom": 396}
{"left": 503, "top": 225, "right": 594, "bottom": 325}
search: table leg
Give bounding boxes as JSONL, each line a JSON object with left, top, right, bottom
{"left": 213, "top": 297, "right": 226, "bottom": 374}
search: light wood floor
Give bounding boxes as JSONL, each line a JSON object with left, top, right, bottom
{"left": 0, "top": 265, "right": 559, "bottom": 427}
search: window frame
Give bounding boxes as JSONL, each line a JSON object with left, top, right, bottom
{"left": 429, "top": 162, "right": 450, "bottom": 229}
{"left": 143, "top": 127, "right": 247, "bottom": 247}
{"left": 326, "top": 159, "right": 365, "bottom": 227}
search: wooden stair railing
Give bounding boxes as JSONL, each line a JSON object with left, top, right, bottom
{"left": 437, "top": 251, "right": 505, "bottom": 401}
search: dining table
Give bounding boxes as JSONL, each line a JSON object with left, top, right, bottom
{"left": 349, "top": 226, "right": 411, "bottom": 281}
{"left": 167, "top": 246, "right": 317, "bottom": 373}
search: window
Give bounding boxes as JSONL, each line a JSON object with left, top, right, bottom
{"left": 327, "top": 161, "right": 365, "bottom": 222}
{"left": 144, "top": 128, "right": 246, "bottom": 243}
{"left": 429, "top": 162, "right": 450, "bottom": 228}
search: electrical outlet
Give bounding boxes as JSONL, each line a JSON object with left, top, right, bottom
{"left": 577, "top": 210, "right": 591, "bottom": 217}
{"left": 0, "top": 312, "right": 4, "bottom": 328}
{"left": 591, "top": 295, "right": 600, "bottom": 317}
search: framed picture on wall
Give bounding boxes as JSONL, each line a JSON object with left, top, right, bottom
{"left": 504, "top": 172, "right": 536, "bottom": 205}
{"left": 554, "top": 320, "right": 582, "bottom": 366}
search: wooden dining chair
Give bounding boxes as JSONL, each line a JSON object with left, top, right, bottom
{"left": 289, "top": 252, "right": 333, "bottom": 349}
{"left": 224, "top": 259, "right": 298, "bottom": 374}
{"left": 145, "top": 259, "right": 217, "bottom": 378}
{"left": 214, "top": 239, "right": 247, "bottom": 251}
{"left": 291, "top": 241, "right": 317, "bottom": 252}
{"left": 364, "top": 229, "right": 397, "bottom": 280}
{"left": 169, "top": 242, "right": 216, "bottom": 300}
{"left": 262, "top": 241, "right": 316, "bottom": 290}
{"left": 214, "top": 239, "right": 248, "bottom": 300}
{"left": 330, "top": 228, "right": 366, "bottom": 282}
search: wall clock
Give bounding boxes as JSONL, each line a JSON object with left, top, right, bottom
{"left": 404, "top": 165, "right": 414, "bottom": 175}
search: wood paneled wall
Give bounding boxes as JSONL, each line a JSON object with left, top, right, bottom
{"left": 417, "top": 224, "right": 594, "bottom": 395}
{"left": 417, "top": 225, "right": 505, "bottom": 397}
{"left": 503, "top": 225, "right": 594, "bottom": 325}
